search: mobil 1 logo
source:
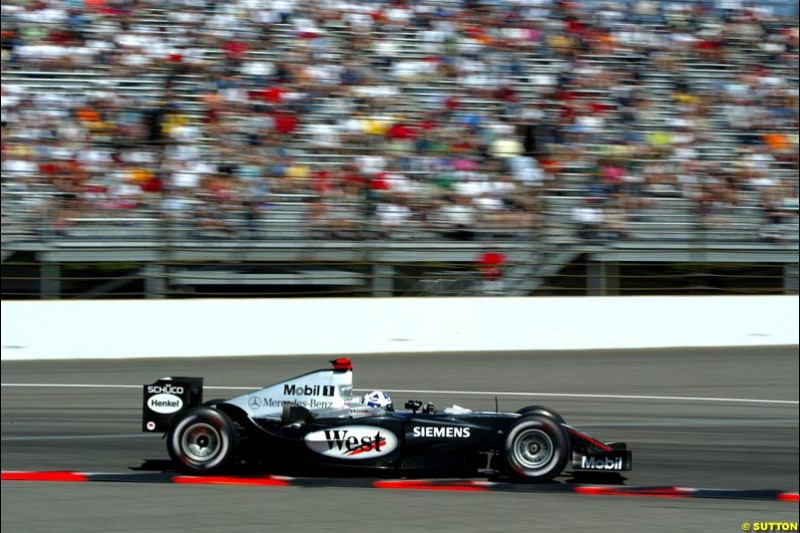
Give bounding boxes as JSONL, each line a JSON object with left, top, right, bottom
{"left": 283, "top": 384, "right": 335, "bottom": 397}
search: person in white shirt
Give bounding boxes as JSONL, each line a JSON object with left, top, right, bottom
{"left": 572, "top": 200, "right": 604, "bottom": 240}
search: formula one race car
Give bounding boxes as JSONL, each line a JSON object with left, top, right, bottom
{"left": 142, "top": 359, "right": 631, "bottom": 482}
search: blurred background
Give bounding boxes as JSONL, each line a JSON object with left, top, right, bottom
{"left": 1, "top": 0, "right": 797, "bottom": 298}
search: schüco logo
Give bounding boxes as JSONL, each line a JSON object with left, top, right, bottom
{"left": 580, "top": 456, "right": 624, "bottom": 470}
{"left": 147, "top": 384, "right": 184, "bottom": 395}
{"left": 284, "top": 384, "right": 335, "bottom": 397}
{"left": 412, "top": 426, "right": 471, "bottom": 438}
{"left": 305, "top": 425, "right": 398, "bottom": 460}
{"left": 147, "top": 393, "right": 183, "bottom": 414}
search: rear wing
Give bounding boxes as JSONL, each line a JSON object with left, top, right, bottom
{"left": 142, "top": 377, "right": 203, "bottom": 433}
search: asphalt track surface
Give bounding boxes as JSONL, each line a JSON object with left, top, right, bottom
{"left": 2, "top": 347, "right": 798, "bottom": 532}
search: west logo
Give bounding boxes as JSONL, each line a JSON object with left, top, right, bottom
{"left": 412, "top": 426, "right": 471, "bottom": 438}
{"left": 305, "top": 426, "right": 399, "bottom": 460}
{"left": 580, "top": 455, "right": 624, "bottom": 470}
{"left": 324, "top": 429, "right": 386, "bottom": 456}
{"left": 283, "top": 384, "right": 335, "bottom": 397}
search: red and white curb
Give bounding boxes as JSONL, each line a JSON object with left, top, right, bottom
{"left": 1, "top": 471, "right": 797, "bottom": 502}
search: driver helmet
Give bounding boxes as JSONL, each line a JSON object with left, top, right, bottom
{"left": 363, "top": 390, "right": 393, "bottom": 411}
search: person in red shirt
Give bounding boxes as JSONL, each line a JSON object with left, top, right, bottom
{"left": 476, "top": 248, "right": 507, "bottom": 295}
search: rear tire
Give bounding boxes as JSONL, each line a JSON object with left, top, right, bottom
{"left": 503, "top": 415, "right": 569, "bottom": 482}
{"left": 168, "top": 407, "right": 238, "bottom": 474}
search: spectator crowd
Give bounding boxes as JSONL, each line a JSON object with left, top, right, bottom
{"left": 1, "top": 0, "right": 798, "bottom": 241}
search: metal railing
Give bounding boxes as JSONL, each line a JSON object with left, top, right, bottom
{"left": 2, "top": 251, "right": 797, "bottom": 299}
{"left": 3, "top": 186, "right": 798, "bottom": 299}
{"left": 3, "top": 193, "right": 796, "bottom": 244}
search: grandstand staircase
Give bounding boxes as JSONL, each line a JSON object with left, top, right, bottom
{"left": 503, "top": 247, "right": 580, "bottom": 296}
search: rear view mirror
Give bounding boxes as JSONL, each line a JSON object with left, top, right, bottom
{"left": 281, "top": 402, "right": 314, "bottom": 425}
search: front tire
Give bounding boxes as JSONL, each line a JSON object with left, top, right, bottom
{"left": 516, "top": 405, "right": 565, "bottom": 423}
{"left": 167, "top": 407, "right": 238, "bottom": 474}
{"left": 503, "top": 415, "right": 569, "bottom": 482}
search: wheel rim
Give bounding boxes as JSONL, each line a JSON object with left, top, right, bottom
{"left": 513, "top": 428, "right": 554, "bottom": 470}
{"left": 181, "top": 423, "right": 221, "bottom": 463}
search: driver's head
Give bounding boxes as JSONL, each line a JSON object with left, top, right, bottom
{"left": 363, "top": 390, "right": 393, "bottom": 411}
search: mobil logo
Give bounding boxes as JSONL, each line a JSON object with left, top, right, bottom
{"left": 580, "top": 455, "right": 624, "bottom": 471}
{"left": 283, "top": 383, "right": 335, "bottom": 397}
{"left": 305, "top": 425, "right": 398, "bottom": 460}
{"left": 147, "top": 393, "right": 183, "bottom": 414}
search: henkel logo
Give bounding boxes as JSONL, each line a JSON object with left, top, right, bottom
{"left": 147, "top": 393, "right": 183, "bottom": 414}
{"left": 412, "top": 426, "right": 471, "bottom": 439}
{"left": 580, "top": 455, "right": 624, "bottom": 471}
{"left": 305, "top": 425, "right": 398, "bottom": 460}
{"left": 147, "top": 384, "right": 184, "bottom": 395}
{"left": 284, "top": 384, "right": 335, "bottom": 397}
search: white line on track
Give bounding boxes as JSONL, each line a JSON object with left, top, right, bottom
{"left": 2, "top": 383, "right": 797, "bottom": 405}
{"left": 574, "top": 418, "right": 799, "bottom": 428}
{"left": 373, "top": 389, "right": 800, "bottom": 406}
{"left": 1, "top": 434, "right": 159, "bottom": 442}
{"left": 2, "top": 383, "right": 141, "bottom": 389}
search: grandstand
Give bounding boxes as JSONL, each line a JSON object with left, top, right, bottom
{"left": 1, "top": 0, "right": 798, "bottom": 297}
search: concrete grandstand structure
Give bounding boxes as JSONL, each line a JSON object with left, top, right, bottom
{"left": 1, "top": 0, "right": 798, "bottom": 297}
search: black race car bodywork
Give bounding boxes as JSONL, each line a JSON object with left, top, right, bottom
{"left": 142, "top": 359, "right": 631, "bottom": 482}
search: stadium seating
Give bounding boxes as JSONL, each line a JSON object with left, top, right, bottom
{"left": 2, "top": 0, "right": 797, "bottom": 247}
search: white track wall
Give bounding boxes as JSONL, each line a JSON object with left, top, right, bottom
{"left": 1, "top": 296, "right": 797, "bottom": 360}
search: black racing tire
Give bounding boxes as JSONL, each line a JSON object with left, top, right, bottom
{"left": 167, "top": 407, "right": 238, "bottom": 474}
{"left": 516, "top": 405, "right": 565, "bottom": 424}
{"left": 503, "top": 415, "right": 570, "bottom": 482}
